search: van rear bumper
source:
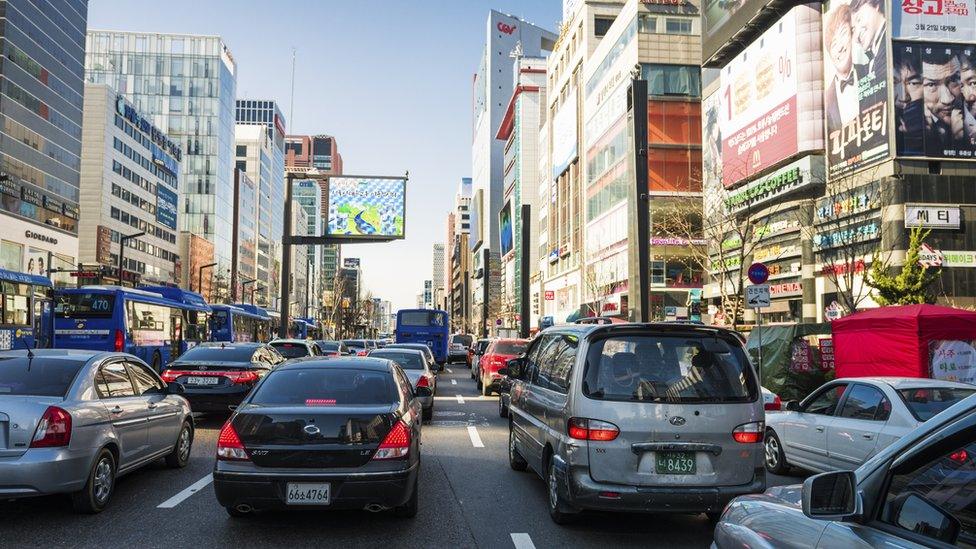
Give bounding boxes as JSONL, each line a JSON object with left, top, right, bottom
{"left": 566, "top": 466, "right": 766, "bottom": 514}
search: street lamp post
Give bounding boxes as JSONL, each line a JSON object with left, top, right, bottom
{"left": 253, "top": 285, "right": 264, "bottom": 306}
{"left": 241, "top": 278, "right": 256, "bottom": 304}
{"left": 118, "top": 231, "right": 145, "bottom": 287}
{"left": 198, "top": 262, "right": 217, "bottom": 298}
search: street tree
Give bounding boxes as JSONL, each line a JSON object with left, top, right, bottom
{"left": 867, "top": 225, "right": 941, "bottom": 306}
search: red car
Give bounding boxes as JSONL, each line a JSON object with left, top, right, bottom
{"left": 477, "top": 338, "right": 529, "bottom": 396}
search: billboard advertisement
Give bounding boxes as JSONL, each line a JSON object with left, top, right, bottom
{"left": 823, "top": 0, "right": 891, "bottom": 178}
{"left": 893, "top": 42, "right": 976, "bottom": 159}
{"left": 702, "top": 0, "right": 773, "bottom": 64}
{"left": 155, "top": 184, "right": 178, "bottom": 230}
{"left": 552, "top": 89, "right": 579, "bottom": 180}
{"left": 326, "top": 177, "right": 405, "bottom": 239}
{"left": 893, "top": 0, "right": 976, "bottom": 42}
{"left": 718, "top": 5, "right": 823, "bottom": 188}
{"left": 469, "top": 189, "right": 483, "bottom": 251}
{"left": 499, "top": 202, "right": 514, "bottom": 257}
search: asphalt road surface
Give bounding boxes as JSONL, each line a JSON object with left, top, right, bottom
{"left": 0, "top": 365, "right": 805, "bottom": 548}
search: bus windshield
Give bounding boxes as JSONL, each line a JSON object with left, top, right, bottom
{"left": 55, "top": 293, "right": 115, "bottom": 318}
{"left": 399, "top": 311, "right": 445, "bottom": 327}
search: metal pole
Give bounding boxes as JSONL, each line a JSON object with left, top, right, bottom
{"left": 520, "top": 204, "right": 531, "bottom": 339}
{"left": 117, "top": 237, "right": 126, "bottom": 287}
{"left": 231, "top": 168, "right": 241, "bottom": 302}
{"left": 756, "top": 307, "right": 764, "bottom": 385}
{"left": 278, "top": 174, "right": 294, "bottom": 339}
{"left": 628, "top": 77, "right": 650, "bottom": 322}
{"left": 482, "top": 248, "right": 490, "bottom": 338}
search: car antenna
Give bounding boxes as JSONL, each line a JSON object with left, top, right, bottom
{"left": 18, "top": 338, "right": 35, "bottom": 368}
{"left": 221, "top": 342, "right": 226, "bottom": 349}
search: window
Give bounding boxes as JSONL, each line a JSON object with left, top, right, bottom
{"left": 638, "top": 15, "right": 657, "bottom": 33}
{"left": 665, "top": 18, "right": 692, "bottom": 34}
{"left": 594, "top": 16, "right": 615, "bottom": 37}
{"left": 839, "top": 384, "right": 890, "bottom": 421}
{"left": 235, "top": 145, "right": 246, "bottom": 157}
{"left": 804, "top": 383, "right": 849, "bottom": 415}
{"left": 899, "top": 388, "right": 976, "bottom": 421}
{"left": 250, "top": 368, "right": 398, "bottom": 406}
{"left": 95, "top": 362, "right": 136, "bottom": 398}
{"left": 0, "top": 356, "right": 84, "bottom": 396}
{"left": 548, "top": 336, "right": 578, "bottom": 393}
{"left": 127, "top": 362, "right": 163, "bottom": 395}
{"left": 642, "top": 64, "right": 701, "bottom": 97}
{"left": 2, "top": 282, "right": 30, "bottom": 326}
{"left": 524, "top": 335, "right": 557, "bottom": 385}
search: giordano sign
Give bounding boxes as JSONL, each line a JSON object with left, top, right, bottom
{"left": 724, "top": 156, "right": 825, "bottom": 214}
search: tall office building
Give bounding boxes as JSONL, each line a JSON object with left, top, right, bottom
{"left": 231, "top": 167, "right": 257, "bottom": 301}
{"left": 450, "top": 178, "right": 473, "bottom": 329}
{"left": 471, "top": 11, "right": 555, "bottom": 334}
{"left": 234, "top": 124, "right": 278, "bottom": 307}
{"left": 432, "top": 243, "right": 445, "bottom": 310}
{"left": 293, "top": 178, "right": 323, "bottom": 315}
{"left": 0, "top": 1, "right": 88, "bottom": 282}
{"left": 85, "top": 31, "right": 238, "bottom": 291}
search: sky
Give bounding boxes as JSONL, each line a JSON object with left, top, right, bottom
{"left": 88, "top": 0, "right": 562, "bottom": 312}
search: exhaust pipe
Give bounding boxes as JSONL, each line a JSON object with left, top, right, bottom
{"left": 235, "top": 504, "right": 253, "bottom": 514}
{"left": 364, "top": 503, "right": 387, "bottom": 513}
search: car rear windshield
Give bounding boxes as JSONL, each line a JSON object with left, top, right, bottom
{"left": 371, "top": 351, "right": 424, "bottom": 370}
{"left": 318, "top": 342, "right": 340, "bottom": 351}
{"left": 0, "top": 357, "right": 85, "bottom": 396}
{"left": 452, "top": 334, "right": 473, "bottom": 347}
{"left": 176, "top": 346, "right": 256, "bottom": 363}
{"left": 342, "top": 340, "right": 365, "bottom": 348}
{"left": 55, "top": 293, "right": 115, "bottom": 318}
{"left": 582, "top": 335, "right": 758, "bottom": 403}
{"left": 269, "top": 342, "right": 311, "bottom": 359}
{"left": 899, "top": 388, "right": 976, "bottom": 421}
{"left": 494, "top": 341, "right": 528, "bottom": 355}
{"left": 250, "top": 368, "right": 398, "bottom": 406}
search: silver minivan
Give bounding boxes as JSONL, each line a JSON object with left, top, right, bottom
{"left": 505, "top": 323, "right": 765, "bottom": 524}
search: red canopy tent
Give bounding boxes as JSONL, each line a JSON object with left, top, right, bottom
{"left": 833, "top": 304, "right": 976, "bottom": 379}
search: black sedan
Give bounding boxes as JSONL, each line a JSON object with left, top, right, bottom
{"left": 213, "top": 357, "right": 428, "bottom": 518}
{"left": 161, "top": 343, "right": 284, "bottom": 413}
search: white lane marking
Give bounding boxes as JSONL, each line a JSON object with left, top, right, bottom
{"left": 511, "top": 533, "right": 536, "bottom": 549}
{"left": 157, "top": 474, "right": 213, "bottom": 508}
{"left": 456, "top": 394, "right": 465, "bottom": 404}
{"left": 447, "top": 368, "right": 454, "bottom": 373}
{"left": 434, "top": 395, "right": 496, "bottom": 402}
{"left": 451, "top": 379, "right": 457, "bottom": 385}
{"left": 467, "top": 425, "right": 484, "bottom": 448}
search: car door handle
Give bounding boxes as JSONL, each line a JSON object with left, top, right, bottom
{"left": 815, "top": 426, "right": 825, "bottom": 432}
{"left": 110, "top": 406, "right": 123, "bottom": 414}
{"left": 862, "top": 434, "right": 873, "bottom": 440}
{"left": 147, "top": 402, "right": 158, "bottom": 410}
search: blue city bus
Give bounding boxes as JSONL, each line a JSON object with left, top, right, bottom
{"left": 395, "top": 308, "right": 449, "bottom": 365}
{"left": 54, "top": 286, "right": 188, "bottom": 371}
{"left": 0, "top": 268, "right": 53, "bottom": 350}
{"left": 139, "top": 285, "right": 211, "bottom": 353}
{"left": 210, "top": 304, "right": 272, "bottom": 343}
{"left": 291, "top": 317, "right": 319, "bottom": 339}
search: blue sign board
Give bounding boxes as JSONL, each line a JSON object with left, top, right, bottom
{"left": 747, "top": 263, "right": 770, "bottom": 285}
{"left": 156, "top": 184, "right": 178, "bottom": 230}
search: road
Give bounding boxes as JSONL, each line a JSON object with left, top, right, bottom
{"left": 0, "top": 365, "right": 805, "bottom": 548}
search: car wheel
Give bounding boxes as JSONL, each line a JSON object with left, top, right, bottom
{"left": 508, "top": 425, "right": 527, "bottom": 471}
{"left": 152, "top": 352, "right": 162, "bottom": 373}
{"left": 764, "top": 429, "right": 790, "bottom": 475}
{"left": 71, "top": 449, "right": 116, "bottom": 513}
{"left": 706, "top": 512, "right": 721, "bottom": 524}
{"left": 481, "top": 379, "right": 490, "bottom": 396}
{"left": 165, "top": 421, "right": 193, "bottom": 468}
{"left": 393, "top": 477, "right": 419, "bottom": 518}
{"left": 547, "top": 454, "right": 577, "bottom": 525}
{"left": 499, "top": 397, "right": 508, "bottom": 418}
{"left": 476, "top": 377, "right": 482, "bottom": 391}
{"left": 422, "top": 405, "right": 433, "bottom": 423}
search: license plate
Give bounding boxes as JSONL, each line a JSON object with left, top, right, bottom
{"left": 185, "top": 376, "right": 219, "bottom": 385}
{"left": 286, "top": 482, "right": 330, "bottom": 505}
{"left": 655, "top": 451, "right": 696, "bottom": 475}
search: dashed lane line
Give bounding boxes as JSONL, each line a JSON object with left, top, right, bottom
{"left": 446, "top": 368, "right": 454, "bottom": 374}
{"left": 511, "top": 533, "right": 536, "bottom": 549}
{"left": 451, "top": 379, "right": 457, "bottom": 385}
{"left": 157, "top": 474, "right": 213, "bottom": 508}
{"left": 467, "top": 426, "right": 485, "bottom": 448}
{"left": 456, "top": 394, "right": 465, "bottom": 404}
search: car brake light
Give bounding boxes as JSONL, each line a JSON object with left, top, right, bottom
{"left": 372, "top": 420, "right": 410, "bottom": 460}
{"left": 225, "top": 370, "right": 259, "bottom": 384}
{"left": 765, "top": 394, "right": 782, "bottom": 411}
{"left": 113, "top": 329, "right": 124, "bottom": 352}
{"left": 950, "top": 449, "right": 969, "bottom": 463}
{"left": 357, "top": 350, "right": 368, "bottom": 356}
{"left": 160, "top": 370, "right": 181, "bottom": 383}
{"left": 416, "top": 376, "right": 430, "bottom": 388}
{"left": 30, "top": 406, "right": 72, "bottom": 448}
{"left": 216, "top": 421, "right": 249, "bottom": 461}
{"left": 568, "top": 418, "right": 619, "bottom": 441}
{"left": 732, "top": 422, "right": 765, "bottom": 444}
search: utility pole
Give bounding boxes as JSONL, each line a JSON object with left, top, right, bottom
{"left": 279, "top": 173, "right": 295, "bottom": 338}
{"left": 520, "top": 204, "right": 531, "bottom": 338}
{"left": 118, "top": 231, "right": 144, "bottom": 287}
{"left": 482, "top": 248, "right": 490, "bottom": 338}
{"left": 626, "top": 72, "right": 650, "bottom": 322}
{"left": 231, "top": 168, "right": 241, "bottom": 302}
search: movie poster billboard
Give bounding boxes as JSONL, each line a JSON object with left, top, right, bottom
{"left": 326, "top": 177, "right": 405, "bottom": 239}
{"left": 823, "top": 0, "right": 891, "bottom": 178}
{"left": 893, "top": 0, "right": 976, "bottom": 42}
{"left": 499, "top": 202, "right": 514, "bottom": 257}
{"left": 893, "top": 42, "right": 976, "bottom": 159}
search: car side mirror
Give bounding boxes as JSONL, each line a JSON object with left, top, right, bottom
{"left": 505, "top": 358, "right": 524, "bottom": 379}
{"left": 802, "top": 471, "right": 858, "bottom": 520}
{"left": 166, "top": 382, "right": 186, "bottom": 395}
{"left": 888, "top": 492, "right": 960, "bottom": 544}
{"left": 785, "top": 401, "right": 800, "bottom": 412}
{"left": 416, "top": 386, "right": 433, "bottom": 398}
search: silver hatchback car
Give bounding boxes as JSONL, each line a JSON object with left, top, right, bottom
{"left": 506, "top": 323, "right": 765, "bottom": 523}
{"left": 0, "top": 350, "right": 193, "bottom": 513}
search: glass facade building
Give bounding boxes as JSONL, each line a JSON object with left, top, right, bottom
{"left": 84, "top": 31, "right": 238, "bottom": 278}
{"left": 0, "top": 0, "right": 88, "bottom": 274}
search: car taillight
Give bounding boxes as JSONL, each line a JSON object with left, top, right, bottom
{"left": 568, "top": 418, "right": 619, "bottom": 441}
{"left": 225, "top": 370, "right": 259, "bottom": 384}
{"left": 950, "top": 449, "right": 969, "bottom": 464}
{"left": 30, "top": 406, "right": 72, "bottom": 448}
{"left": 160, "top": 370, "right": 181, "bottom": 382}
{"left": 732, "top": 422, "right": 764, "bottom": 444}
{"left": 764, "top": 395, "right": 782, "bottom": 411}
{"left": 216, "top": 421, "right": 249, "bottom": 461}
{"left": 113, "top": 329, "right": 124, "bottom": 352}
{"left": 416, "top": 375, "right": 430, "bottom": 388}
{"left": 357, "top": 350, "right": 368, "bottom": 356}
{"left": 372, "top": 420, "right": 410, "bottom": 460}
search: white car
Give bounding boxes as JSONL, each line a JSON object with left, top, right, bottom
{"left": 761, "top": 386, "right": 781, "bottom": 411}
{"left": 268, "top": 339, "right": 322, "bottom": 360}
{"left": 764, "top": 377, "right": 976, "bottom": 475}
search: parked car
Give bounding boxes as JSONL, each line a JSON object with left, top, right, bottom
{"left": 449, "top": 334, "right": 473, "bottom": 364}
{"left": 715, "top": 392, "right": 976, "bottom": 548}
{"left": 469, "top": 339, "right": 491, "bottom": 376}
{"left": 161, "top": 343, "right": 284, "bottom": 413}
{"left": 762, "top": 386, "right": 782, "bottom": 411}
{"left": 477, "top": 338, "right": 529, "bottom": 396}
{"left": 369, "top": 348, "right": 437, "bottom": 422}
{"left": 269, "top": 339, "right": 322, "bottom": 359}
{"left": 0, "top": 349, "right": 193, "bottom": 513}
{"left": 498, "top": 364, "right": 516, "bottom": 418}
{"left": 505, "top": 323, "right": 765, "bottom": 524}
{"left": 764, "top": 377, "right": 976, "bottom": 475}
{"left": 384, "top": 343, "right": 438, "bottom": 371}
{"left": 315, "top": 340, "right": 350, "bottom": 356}
{"left": 212, "top": 357, "right": 427, "bottom": 518}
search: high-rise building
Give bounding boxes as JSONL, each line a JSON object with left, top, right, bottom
{"left": 293, "top": 178, "right": 324, "bottom": 315}
{"left": 450, "top": 178, "right": 473, "bottom": 330}
{"left": 471, "top": 12, "right": 556, "bottom": 334}
{"left": 235, "top": 124, "right": 279, "bottom": 307}
{"left": 0, "top": 0, "right": 88, "bottom": 281}
{"left": 79, "top": 84, "right": 182, "bottom": 286}
{"left": 290, "top": 204, "right": 308, "bottom": 319}
{"left": 231, "top": 167, "right": 257, "bottom": 301}
{"left": 432, "top": 243, "right": 445, "bottom": 310}
{"left": 85, "top": 31, "right": 238, "bottom": 288}
{"left": 422, "top": 279, "right": 433, "bottom": 309}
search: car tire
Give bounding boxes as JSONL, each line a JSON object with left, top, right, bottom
{"left": 422, "top": 405, "right": 433, "bottom": 423}
{"left": 764, "top": 429, "right": 790, "bottom": 475}
{"left": 71, "top": 448, "right": 116, "bottom": 514}
{"left": 476, "top": 377, "right": 482, "bottom": 391}
{"left": 393, "top": 477, "right": 419, "bottom": 518}
{"left": 547, "top": 454, "right": 578, "bottom": 525}
{"left": 706, "top": 512, "right": 721, "bottom": 524}
{"left": 499, "top": 397, "right": 508, "bottom": 418}
{"left": 165, "top": 421, "right": 193, "bottom": 468}
{"left": 481, "top": 379, "right": 490, "bottom": 396}
{"left": 508, "top": 425, "right": 527, "bottom": 471}
{"left": 152, "top": 352, "right": 162, "bottom": 373}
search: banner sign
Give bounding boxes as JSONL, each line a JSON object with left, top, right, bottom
{"left": 155, "top": 184, "right": 178, "bottom": 230}
{"left": 904, "top": 204, "right": 961, "bottom": 228}
{"left": 930, "top": 339, "right": 976, "bottom": 384}
{"left": 724, "top": 156, "right": 825, "bottom": 213}
{"left": 327, "top": 177, "right": 406, "bottom": 239}
{"left": 893, "top": 0, "right": 976, "bottom": 42}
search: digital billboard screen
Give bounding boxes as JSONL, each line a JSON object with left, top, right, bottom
{"left": 326, "top": 177, "right": 405, "bottom": 239}
{"left": 156, "top": 184, "right": 178, "bottom": 230}
{"left": 499, "top": 202, "right": 514, "bottom": 257}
